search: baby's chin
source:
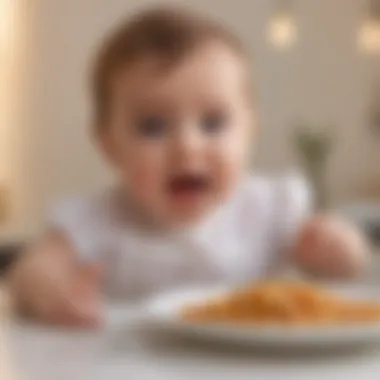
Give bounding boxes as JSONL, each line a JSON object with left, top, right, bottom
{"left": 156, "top": 198, "right": 220, "bottom": 228}
{"left": 164, "top": 206, "right": 213, "bottom": 228}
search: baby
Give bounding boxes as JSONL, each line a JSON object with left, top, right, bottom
{"left": 10, "top": 7, "right": 368, "bottom": 327}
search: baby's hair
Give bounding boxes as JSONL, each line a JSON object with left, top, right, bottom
{"left": 91, "top": 6, "right": 249, "bottom": 130}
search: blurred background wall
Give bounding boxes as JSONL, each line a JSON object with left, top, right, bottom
{"left": 1, "top": 0, "right": 379, "bottom": 234}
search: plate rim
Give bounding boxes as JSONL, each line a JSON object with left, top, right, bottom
{"left": 141, "top": 283, "right": 380, "bottom": 346}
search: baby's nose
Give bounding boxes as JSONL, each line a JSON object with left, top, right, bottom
{"left": 172, "top": 128, "right": 204, "bottom": 161}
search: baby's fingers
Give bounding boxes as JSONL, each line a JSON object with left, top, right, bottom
{"left": 43, "top": 263, "right": 104, "bottom": 327}
{"left": 31, "top": 282, "right": 102, "bottom": 328}
{"left": 53, "top": 304, "right": 103, "bottom": 328}
{"left": 75, "top": 262, "right": 103, "bottom": 296}
{"left": 36, "top": 295, "right": 103, "bottom": 328}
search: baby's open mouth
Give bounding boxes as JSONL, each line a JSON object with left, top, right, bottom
{"left": 168, "top": 173, "right": 210, "bottom": 199}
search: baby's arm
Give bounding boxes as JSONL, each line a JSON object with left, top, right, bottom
{"left": 8, "top": 230, "right": 103, "bottom": 327}
{"left": 293, "top": 214, "right": 370, "bottom": 278}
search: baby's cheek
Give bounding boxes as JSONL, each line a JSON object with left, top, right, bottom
{"left": 213, "top": 140, "right": 248, "bottom": 193}
{"left": 137, "top": 168, "right": 159, "bottom": 192}
{"left": 213, "top": 160, "right": 240, "bottom": 201}
{"left": 128, "top": 159, "right": 164, "bottom": 202}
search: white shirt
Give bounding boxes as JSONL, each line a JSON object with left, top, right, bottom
{"left": 49, "top": 173, "right": 311, "bottom": 299}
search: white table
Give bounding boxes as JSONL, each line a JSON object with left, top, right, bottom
{"left": 4, "top": 299, "right": 380, "bottom": 380}
{"left": 3, "top": 252, "right": 380, "bottom": 380}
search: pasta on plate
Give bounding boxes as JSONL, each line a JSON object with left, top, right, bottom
{"left": 180, "top": 282, "right": 380, "bottom": 325}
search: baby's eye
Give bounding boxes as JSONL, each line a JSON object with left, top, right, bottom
{"left": 201, "top": 112, "right": 227, "bottom": 135}
{"left": 136, "top": 116, "right": 167, "bottom": 138}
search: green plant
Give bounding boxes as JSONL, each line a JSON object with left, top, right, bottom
{"left": 294, "top": 123, "right": 334, "bottom": 209}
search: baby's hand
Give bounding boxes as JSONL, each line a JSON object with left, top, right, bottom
{"left": 31, "top": 262, "right": 104, "bottom": 327}
{"left": 294, "top": 215, "right": 370, "bottom": 278}
{"left": 10, "top": 234, "right": 103, "bottom": 328}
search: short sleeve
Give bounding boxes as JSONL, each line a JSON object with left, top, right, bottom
{"left": 273, "top": 171, "right": 313, "bottom": 251}
{"left": 47, "top": 196, "right": 106, "bottom": 262}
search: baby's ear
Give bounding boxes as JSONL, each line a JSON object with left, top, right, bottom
{"left": 93, "top": 127, "right": 119, "bottom": 165}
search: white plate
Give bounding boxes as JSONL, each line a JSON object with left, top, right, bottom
{"left": 142, "top": 284, "right": 380, "bottom": 349}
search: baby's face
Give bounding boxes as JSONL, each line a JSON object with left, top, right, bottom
{"left": 102, "top": 43, "right": 254, "bottom": 226}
